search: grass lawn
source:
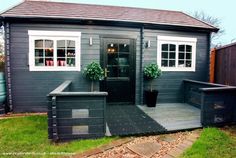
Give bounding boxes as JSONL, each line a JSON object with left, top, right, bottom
{"left": 181, "top": 127, "right": 236, "bottom": 158}
{"left": 0, "top": 115, "right": 116, "bottom": 158}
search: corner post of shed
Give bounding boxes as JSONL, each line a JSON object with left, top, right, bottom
{"left": 4, "top": 21, "right": 13, "bottom": 112}
{"left": 140, "top": 26, "right": 144, "bottom": 104}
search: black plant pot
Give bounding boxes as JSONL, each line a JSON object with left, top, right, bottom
{"left": 144, "top": 90, "right": 159, "bottom": 107}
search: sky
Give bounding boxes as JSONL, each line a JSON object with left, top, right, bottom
{"left": 1, "top": 0, "right": 235, "bottom": 45}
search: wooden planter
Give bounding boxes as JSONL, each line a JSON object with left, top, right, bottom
{"left": 48, "top": 81, "right": 108, "bottom": 142}
{"left": 184, "top": 79, "right": 236, "bottom": 126}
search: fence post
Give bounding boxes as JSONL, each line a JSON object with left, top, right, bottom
{"left": 209, "top": 48, "right": 216, "bottom": 83}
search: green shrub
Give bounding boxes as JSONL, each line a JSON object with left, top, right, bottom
{"left": 144, "top": 63, "right": 162, "bottom": 91}
{"left": 83, "top": 62, "right": 104, "bottom": 91}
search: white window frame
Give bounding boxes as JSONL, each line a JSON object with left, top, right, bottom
{"left": 157, "top": 35, "right": 197, "bottom": 72}
{"left": 28, "top": 30, "right": 81, "bottom": 71}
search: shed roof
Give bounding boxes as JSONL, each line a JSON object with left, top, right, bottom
{"left": 1, "top": 1, "right": 218, "bottom": 31}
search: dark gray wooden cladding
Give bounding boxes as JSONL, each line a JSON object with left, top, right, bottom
{"left": 183, "top": 79, "right": 236, "bottom": 126}
{"left": 9, "top": 23, "right": 140, "bottom": 112}
{"left": 143, "top": 29, "right": 210, "bottom": 103}
{"left": 8, "top": 22, "right": 210, "bottom": 112}
{"left": 48, "top": 80, "right": 107, "bottom": 141}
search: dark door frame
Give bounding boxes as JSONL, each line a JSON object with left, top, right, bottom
{"left": 100, "top": 35, "right": 136, "bottom": 104}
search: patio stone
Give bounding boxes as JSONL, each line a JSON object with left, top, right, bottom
{"left": 162, "top": 154, "right": 174, "bottom": 158}
{"left": 160, "top": 135, "right": 176, "bottom": 142}
{"left": 168, "top": 148, "right": 184, "bottom": 157}
{"left": 176, "top": 143, "right": 191, "bottom": 150}
{"left": 127, "top": 142, "right": 161, "bottom": 158}
{"left": 181, "top": 140, "right": 193, "bottom": 146}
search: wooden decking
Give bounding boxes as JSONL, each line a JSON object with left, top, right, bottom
{"left": 138, "top": 103, "right": 202, "bottom": 131}
{"left": 105, "top": 103, "right": 202, "bottom": 136}
{"left": 105, "top": 105, "right": 167, "bottom": 136}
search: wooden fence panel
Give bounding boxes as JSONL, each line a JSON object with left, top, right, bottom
{"left": 214, "top": 44, "right": 236, "bottom": 86}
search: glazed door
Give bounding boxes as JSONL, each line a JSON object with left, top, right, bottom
{"left": 100, "top": 38, "right": 135, "bottom": 104}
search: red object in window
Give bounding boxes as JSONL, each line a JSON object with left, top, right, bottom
{"left": 46, "top": 60, "right": 50, "bottom": 66}
{"left": 60, "top": 60, "right": 65, "bottom": 66}
{"left": 46, "top": 60, "right": 53, "bottom": 66}
{"left": 50, "top": 60, "right": 54, "bottom": 66}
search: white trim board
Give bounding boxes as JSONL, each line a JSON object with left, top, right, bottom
{"left": 28, "top": 30, "right": 81, "bottom": 71}
{"left": 28, "top": 30, "right": 81, "bottom": 37}
{"left": 157, "top": 35, "right": 197, "bottom": 72}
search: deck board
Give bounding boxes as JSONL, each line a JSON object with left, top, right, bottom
{"left": 105, "top": 105, "right": 167, "bottom": 136}
{"left": 138, "top": 103, "right": 202, "bottom": 131}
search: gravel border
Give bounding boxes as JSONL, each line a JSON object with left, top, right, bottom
{"left": 72, "top": 130, "right": 201, "bottom": 158}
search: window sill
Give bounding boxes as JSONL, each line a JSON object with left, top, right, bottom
{"left": 29, "top": 66, "right": 80, "bottom": 71}
{"left": 160, "top": 67, "right": 196, "bottom": 72}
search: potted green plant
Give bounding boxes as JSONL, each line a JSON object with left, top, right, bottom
{"left": 144, "top": 63, "right": 162, "bottom": 107}
{"left": 83, "top": 62, "right": 104, "bottom": 91}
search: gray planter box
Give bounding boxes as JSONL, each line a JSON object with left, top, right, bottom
{"left": 48, "top": 81, "right": 107, "bottom": 142}
{"left": 184, "top": 79, "right": 236, "bottom": 126}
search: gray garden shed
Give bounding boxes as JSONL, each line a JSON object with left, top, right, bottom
{"left": 0, "top": 0, "right": 218, "bottom": 112}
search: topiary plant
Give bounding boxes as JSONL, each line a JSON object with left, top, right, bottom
{"left": 144, "top": 63, "right": 162, "bottom": 91}
{"left": 83, "top": 62, "right": 104, "bottom": 91}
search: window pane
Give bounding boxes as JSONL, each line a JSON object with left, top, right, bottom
{"left": 186, "top": 53, "right": 192, "bottom": 59}
{"left": 57, "top": 40, "right": 66, "bottom": 48}
{"left": 119, "top": 44, "right": 129, "bottom": 52}
{"left": 107, "top": 43, "right": 118, "bottom": 53}
{"left": 178, "top": 60, "right": 185, "bottom": 67}
{"left": 45, "top": 48, "right": 53, "bottom": 57}
{"left": 35, "top": 40, "right": 43, "bottom": 48}
{"left": 119, "top": 66, "right": 129, "bottom": 77}
{"left": 162, "top": 52, "right": 168, "bottom": 59}
{"left": 186, "top": 45, "right": 192, "bottom": 52}
{"left": 186, "top": 61, "right": 192, "bottom": 67}
{"left": 35, "top": 58, "right": 44, "bottom": 66}
{"left": 161, "top": 44, "right": 177, "bottom": 68}
{"left": 33, "top": 37, "right": 79, "bottom": 69}
{"left": 169, "top": 60, "right": 175, "bottom": 67}
{"left": 108, "top": 66, "right": 118, "bottom": 77}
{"left": 161, "top": 60, "right": 168, "bottom": 67}
{"left": 179, "top": 45, "right": 185, "bottom": 52}
{"left": 170, "top": 44, "right": 176, "bottom": 51}
{"left": 57, "top": 58, "right": 66, "bottom": 66}
{"left": 108, "top": 52, "right": 118, "bottom": 65}
{"left": 45, "top": 40, "right": 53, "bottom": 48}
{"left": 119, "top": 54, "right": 129, "bottom": 65}
{"left": 67, "top": 50, "right": 75, "bottom": 57}
{"left": 162, "top": 44, "right": 168, "bottom": 51}
{"left": 57, "top": 49, "right": 65, "bottom": 57}
{"left": 179, "top": 53, "right": 185, "bottom": 59}
{"left": 67, "top": 58, "right": 75, "bottom": 67}
{"left": 67, "top": 40, "right": 75, "bottom": 49}
{"left": 169, "top": 53, "right": 175, "bottom": 59}
{"left": 45, "top": 58, "right": 54, "bottom": 66}
{"left": 35, "top": 49, "right": 43, "bottom": 57}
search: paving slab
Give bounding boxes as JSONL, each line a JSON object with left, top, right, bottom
{"left": 168, "top": 148, "right": 184, "bottom": 158}
{"left": 127, "top": 142, "right": 161, "bottom": 158}
{"left": 160, "top": 135, "right": 176, "bottom": 143}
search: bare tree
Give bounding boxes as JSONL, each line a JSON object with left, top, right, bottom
{"left": 192, "top": 11, "right": 224, "bottom": 47}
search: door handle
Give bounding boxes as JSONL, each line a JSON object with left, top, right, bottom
{"left": 104, "top": 68, "right": 110, "bottom": 78}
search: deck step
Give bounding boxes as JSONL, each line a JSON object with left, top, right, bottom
{"left": 138, "top": 103, "right": 202, "bottom": 132}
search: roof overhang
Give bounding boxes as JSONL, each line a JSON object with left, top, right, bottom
{"left": 0, "top": 15, "right": 219, "bottom": 33}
